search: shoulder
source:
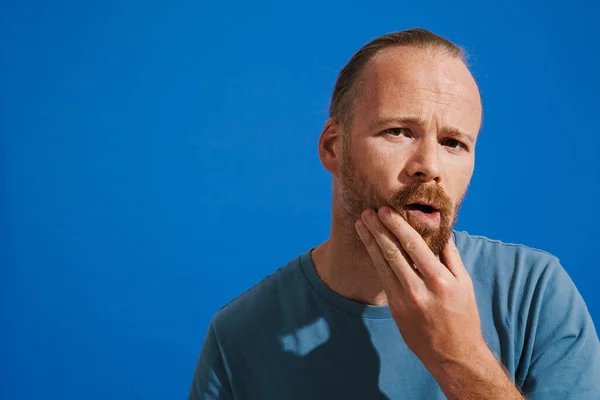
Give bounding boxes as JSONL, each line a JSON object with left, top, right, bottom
{"left": 453, "top": 230, "right": 579, "bottom": 326}
{"left": 209, "top": 252, "right": 309, "bottom": 341}
{"left": 454, "top": 230, "right": 559, "bottom": 264}
{"left": 453, "top": 230, "right": 561, "bottom": 279}
{"left": 453, "top": 230, "right": 570, "bottom": 313}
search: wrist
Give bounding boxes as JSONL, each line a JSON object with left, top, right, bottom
{"left": 429, "top": 341, "right": 493, "bottom": 383}
{"left": 429, "top": 343, "right": 522, "bottom": 400}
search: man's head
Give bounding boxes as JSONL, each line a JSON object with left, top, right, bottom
{"left": 319, "top": 29, "right": 482, "bottom": 256}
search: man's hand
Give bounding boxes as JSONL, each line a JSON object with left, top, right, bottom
{"left": 355, "top": 206, "right": 524, "bottom": 399}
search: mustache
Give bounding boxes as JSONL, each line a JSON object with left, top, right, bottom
{"left": 389, "top": 182, "right": 453, "bottom": 212}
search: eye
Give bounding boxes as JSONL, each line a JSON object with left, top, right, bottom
{"left": 441, "top": 138, "right": 467, "bottom": 150}
{"left": 382, "top": 127, "right": 411, "bottom": 137}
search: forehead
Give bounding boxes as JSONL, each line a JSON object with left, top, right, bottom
{"left": 353, "top": 46, "right": 482, "bottom": 134}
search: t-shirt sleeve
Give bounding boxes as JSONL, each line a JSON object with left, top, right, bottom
{"left": 188, "top": 321, "right": 234, "bottom": 400}
{"left": 521, "top": 258, "right": 600, "bottom": 399}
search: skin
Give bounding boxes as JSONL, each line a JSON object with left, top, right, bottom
{"left": 312, "top": 45, "right": 524, "bottom": 399}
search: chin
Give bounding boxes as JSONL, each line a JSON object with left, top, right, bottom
{"left": 404, "top": 217, "right": 453, "bottom": 257}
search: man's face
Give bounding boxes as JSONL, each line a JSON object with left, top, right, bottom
{"left": 337, "top": 46, "right": 482, "bottom": 256}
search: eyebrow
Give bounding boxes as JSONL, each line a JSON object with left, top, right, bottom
{"left": 375, "top": 116, "right": 476, "bottom": 145}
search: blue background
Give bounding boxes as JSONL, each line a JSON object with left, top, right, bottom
{"left": 2, "top": 0, "right": 599, "bottom": 399}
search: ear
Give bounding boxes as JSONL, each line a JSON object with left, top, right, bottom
{"left": 318, "top": 118, "right": 344, "bottom": 175}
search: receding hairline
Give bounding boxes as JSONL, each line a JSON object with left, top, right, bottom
{"left": 353, "top": 44, "right": 471, "bottom": 116}
{"left": 329, "top": 29, "right": 472, "bottom": 131}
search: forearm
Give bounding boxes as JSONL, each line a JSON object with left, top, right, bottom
{"left": 429, "top": 344, "right": 524, "bottom": 400}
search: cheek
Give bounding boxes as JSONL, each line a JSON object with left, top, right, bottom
{"left": 367, "top": 150, "right": 408, "bottom": 197}
{"left": 443, "top": 156, "right": 474, "bottom": 198}
{"left": 347, "top": 145, "right": 398, "bottom": 197}
{"left": 364, "top": 138, "right": 409, "bottom": 171}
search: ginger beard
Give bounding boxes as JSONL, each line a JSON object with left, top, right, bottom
{"left": 339, "top": 134, "right": 464, "bottom": 257}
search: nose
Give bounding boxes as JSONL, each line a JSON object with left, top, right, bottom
{"left": 404, "top": 138, "right": 441, "bottom": 183}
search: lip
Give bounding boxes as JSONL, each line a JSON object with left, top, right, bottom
{"left": 404, "top": 201, "right": 440, "bottom": 212}
{"left": 405, "top": 209, "right": 441, "bottom": 226}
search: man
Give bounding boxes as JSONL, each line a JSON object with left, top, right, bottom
{"left": 188, "top": 29, "right": 600, "bottom": 399}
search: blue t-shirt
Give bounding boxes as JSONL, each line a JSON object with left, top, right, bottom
{"left": 189, "top": 231, "right": 600, "bottom": 399}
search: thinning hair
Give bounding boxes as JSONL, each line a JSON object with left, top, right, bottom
{"left": 329, "top": 28, "right": 468, "bottom": 130}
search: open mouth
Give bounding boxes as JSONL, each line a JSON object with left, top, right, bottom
{"left": 404, "top": 203, "right": 439, "bottom": 214}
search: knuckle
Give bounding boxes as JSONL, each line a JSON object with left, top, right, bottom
{"left": 382, "top": 245, "right": 400, "bottom": 262}
{"left": 433, "top": 276, "right": 454, "bottom": 295}
{"left": 404, "top": 238, "right": 419, "bottom": 252}
{"left": 436, "top": 275, "right": 450, "bottom": 289}
{"left": 408, "top": 288, "right": 427, "bottom": 307}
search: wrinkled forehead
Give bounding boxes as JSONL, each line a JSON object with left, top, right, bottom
{"left": 353, "top": 46, "right": 482, "bottom": 131}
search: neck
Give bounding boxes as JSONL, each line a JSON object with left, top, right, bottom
{"left": 310, "top": 201, "right": 390, "bottom": 306}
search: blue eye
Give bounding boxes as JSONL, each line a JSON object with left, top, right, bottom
{"left": 383, "top": 128, "right": 411, "bottom": 137}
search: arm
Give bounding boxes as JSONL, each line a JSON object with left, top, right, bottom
{"left": 434, "top": 259, "right": 600, "bottom": 400}
{"left": 429, "top": 343, "right": 524, "bottom": 400}
{"left": 356, "top": 207, "right": 524, "bottom": 399}
{"left": 188, "top": 322, "right": 234, "bottom": 400}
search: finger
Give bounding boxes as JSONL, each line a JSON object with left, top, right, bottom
{"left": 377, "top": 206, "right": 454, "bottom": 283}
{"left": 360, "top": 210, "right": 424, "bottom": 293}
{"left": 440, "top": 237, "right": 467, "bottom": 279}
{"left": 355, "top": 220, "right": 405, "bottom": 299}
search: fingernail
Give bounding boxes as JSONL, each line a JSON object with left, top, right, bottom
{"left": 355, "top": 220, "right": 367, "bottom": 236}
{"left": 361, "top": 209, "right": 374, "bottom": 222}
{"left": 379, "top": 206, "right": 390, "bottom": 219}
